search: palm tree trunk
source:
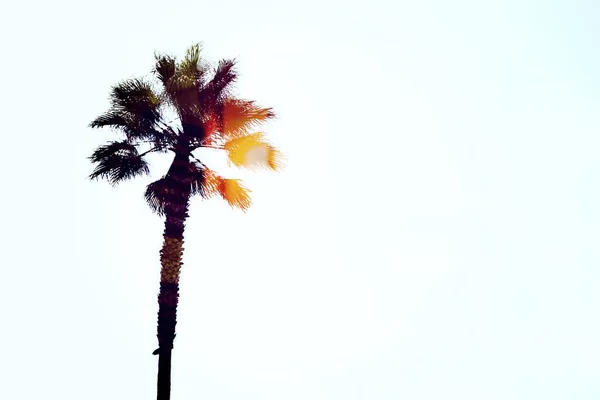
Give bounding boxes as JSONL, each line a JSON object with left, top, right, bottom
{"left": 156, "top": 343, "right": 173, "bottom": 400}
{"left": 156, "top": 280, "right": 181, "bottom": 400}
{"left": 156, "top": 153, "right": 191, "bottom": 400}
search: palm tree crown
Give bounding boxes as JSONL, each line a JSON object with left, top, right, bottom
{"left": 89, "top": 43, "right": 281, "bottom": 211}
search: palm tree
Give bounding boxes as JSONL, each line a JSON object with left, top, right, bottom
{"left": 88, "top": 43, "right": 281, "bottom": 400}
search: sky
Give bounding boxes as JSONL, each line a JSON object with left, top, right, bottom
{"left": 2, "top": 0, "right": 600, "bottom": 399}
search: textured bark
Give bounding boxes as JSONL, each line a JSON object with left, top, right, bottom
{"left": 156, "top": 152, "right": 191, "bottom": 400}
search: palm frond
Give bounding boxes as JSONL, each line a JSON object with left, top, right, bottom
{"left": 183, "top": 43, "right": 201, "bottom": 67}
{"left": 154, "top": 54, "right": 176, "bottom": 85}
{"left": 144, "top": 177, "right": 170, "bottom": 215}
{"left": 224, "top": 132, "right": 283, "bottom": 170}
{"left": 220, "top": 178, "right": 252, "bottom": 211}
{"left": 200, "top": 112, "right": 220, "bottom": 140}
{"left": 200, "top": 98, "right": 274, "bottom": 146}
{"left": 89, "top": 110, "right": 169, "bottom": 146}
{"left": 165, "top": 70, "right": 198, "bottom": 96}
{"left": 221, "top": 98, "right": 275, "bottom": 138}
{"left": 200, "top": 59, "right": 237, "bottom": 105}
{"left": 202, "top": 168, "right": 251, "bottom": 211}
{"left": 90, "top": 111, "right": 128, "bottom": 129}
{"left": 91, "top": 78, "right": 166, "bottom": 144}
{"left": 110, "top": 78, "right": 161, "bottom": 113}
{"left": 212, "top": 59, "right": 237, "bottom": 90}
{"left": 179, "top": 43, "right": 207, "bottom": 84}
{"left": 89, "top": 141, "right": 150, "bottom": 185}
{"left": 144, "top": 172, "right": 192, "bottom": 216}
{"left": 145, "top": 160, "right": 223, "bottom": 214}
{"left": 188, "top": 161, "right": 212, "bottom": 198}
{"left": 158, "top": 45, "right": 211, "bottom": 129}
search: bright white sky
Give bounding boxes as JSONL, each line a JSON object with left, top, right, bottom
{"left": 2, "top": 0, "right": 600, "bottom": 399}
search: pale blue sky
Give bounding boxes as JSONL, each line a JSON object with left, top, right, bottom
{"left": 2, "top": 0, "right": 600, "bottom": 399}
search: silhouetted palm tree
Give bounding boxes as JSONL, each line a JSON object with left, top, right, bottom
{"left": 88, "top": 43, "right": 281, "bottom": 400}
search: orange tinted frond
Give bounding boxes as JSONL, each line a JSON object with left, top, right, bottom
{"left": 220, "top": 179, "right": 252, "bottom": 211}
{"left": 199, "top": 111, "right": 222, "bottom": 146}
{"left": 202, "top": 168, "right": 252, "bottom": 211}
{"left": 224, "top": 132, "right": 266, "bottom": 167}
{"left": 203, "top": 114, "right": 219, "bottom": 137}
{"left": 266, "top": 147, "right": 284, "bottom": 171}
{"left": 224, "top": 132, "right": 282, "bottom": 170}
{"left": 201, "top": 168, "right": 223, "bottom": 198}
{"left": 222, "top": 99, "right": 274, "bottom": 138}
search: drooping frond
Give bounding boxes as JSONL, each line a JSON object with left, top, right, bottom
{"left": 202, "top": 169, "right": 251, "bottom": 211}
{"left": 90, "top": 111, "right": 128, "bottom": 129}
{"left": 188, "top": 161, "right": 212, "bottom": 199}
{"left": 224, "top": 132, "right": 283, "bottom": 170}
{"left": 90, "top": 110, "right": 172, "bottom": 148}
{"left": 144, "top": 177, "right": 170, "bottom": 215}
{"left": 198, "top": 167, "right": 219, "bottom": 197}
{"left": 144, "top": 175, "right": 191, "bottom": 216}
{"left": 221, "top": 178, "right": 252, "bottom": 211}
{"left": 89, "top": 141, "right": 150, "bottom": 185}
{"left": 90, "top": 78, "right": 167, "bottom": 144}
{"left": 145, "top": 160, "right": 216, "bottom": 215}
